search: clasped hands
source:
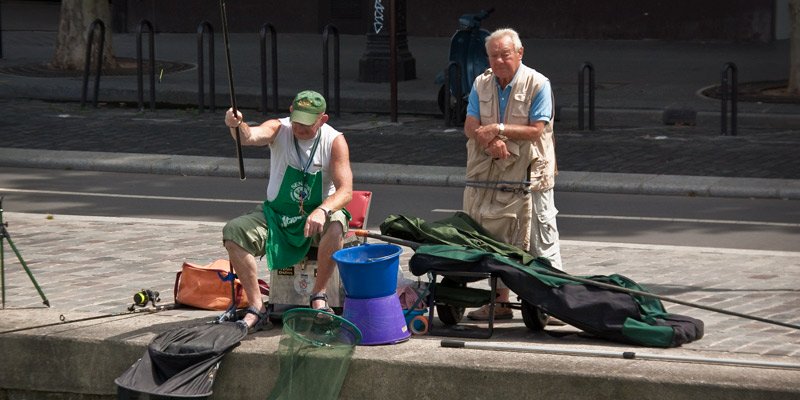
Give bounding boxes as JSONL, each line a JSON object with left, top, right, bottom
{"left": 475, "top": 123, "right": 510, "bottom": 159}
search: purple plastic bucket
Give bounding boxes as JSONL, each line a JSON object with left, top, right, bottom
{"left": 333, "top": 243, "right": 402, "bottom": 299}
{"left": 343, "top": 294, "right": 410, "bottom": 345}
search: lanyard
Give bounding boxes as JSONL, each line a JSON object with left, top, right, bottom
{"left": 293, "top": 129, "right": 321, "bottom": 174}
{"left": 293, "top": 129, "right": 321, "bottom": 214}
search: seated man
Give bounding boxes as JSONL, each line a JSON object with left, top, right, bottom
{"left": 222, "top": 90, "right": 353, "bottom": 333}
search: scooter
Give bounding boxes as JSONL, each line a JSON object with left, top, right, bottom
{"left": 435, "top": 8, "right": 494, "bottom": 123}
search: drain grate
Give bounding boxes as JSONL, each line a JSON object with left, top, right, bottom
{"left": 700, "top": 80, "right": 800, "bottom": 104}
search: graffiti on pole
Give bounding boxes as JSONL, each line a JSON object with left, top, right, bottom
{"left": 373, "top": 0, "right": 385, "bottom": 34}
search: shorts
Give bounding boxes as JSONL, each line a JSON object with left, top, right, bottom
{"left": 222, "top": 203, "right": 348, "bottom": 256}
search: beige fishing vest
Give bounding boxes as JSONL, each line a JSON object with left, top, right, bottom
{"left": 463, "top": 65, "right": 555, "bottom": 250}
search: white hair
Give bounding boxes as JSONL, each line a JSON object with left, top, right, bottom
{"left": 485, "top": 28, "right": 523, "bottom": 52}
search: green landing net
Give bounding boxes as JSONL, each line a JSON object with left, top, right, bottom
{"left": 267, "top": 308, "right": 362, "bottom": 400}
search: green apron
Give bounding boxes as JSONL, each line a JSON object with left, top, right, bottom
{"left": 262, "top": 135, "right": 324, "bottom": 270}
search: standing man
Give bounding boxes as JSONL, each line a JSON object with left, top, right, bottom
{"left": 463, "top": 28, "right": 562, "bottom": 321}
{"left": 223, "top": 90, "right": 352, "bottom": 333}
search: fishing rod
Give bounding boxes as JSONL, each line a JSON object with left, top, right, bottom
{"left": 441, "top": 339, "right": 800, "bottom": 370}
{"left": 0, "top": 289, "right": 177, "bottom": 335}
{"left": 219, "top": 0, "right": 246, "bottom": 180}
{"left": 0, "top": 304, "right": 177, "bottom": 335}
{"left": 352, "top": 230, "right": 800, "bottom": 331}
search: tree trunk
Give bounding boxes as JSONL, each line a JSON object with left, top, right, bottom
{"left": 790, "top": 0, "right": 800, "bottom": 95}
{"left": 50, "top": 0, "right": 118, "bottom": 70}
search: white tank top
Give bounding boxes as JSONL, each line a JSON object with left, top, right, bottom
{"left": 266, "top": 117, "right": 341, "bottom": 201}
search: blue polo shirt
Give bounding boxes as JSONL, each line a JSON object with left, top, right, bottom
{"left": 466, "top": 67, "right": 552, "bottom": 124}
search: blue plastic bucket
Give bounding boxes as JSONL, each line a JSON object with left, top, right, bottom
{"left": 333, "top": 243, "right": 402, "bottom": 299}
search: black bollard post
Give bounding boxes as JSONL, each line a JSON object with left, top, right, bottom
{"left": 259, "top": 23, "right": 278, "bottom": 115}
{"left": 578, "top": 62, "right": 595, "bottom": 131}
{"left": 322, "top": 24, "right": 341, "bottom": 118}
{"left": 720, "top": 62, "right": 738, "bottom": 136}
{"left": 136, "top": 20, "right": 156, "bottom": 111}
{"left": 81, "top": 19, "right": 106, "bottom": 109}
{"left": 197, "top": 21, "right": 215, "bottom": 113}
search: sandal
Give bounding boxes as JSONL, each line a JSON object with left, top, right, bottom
{"left": 236, "top": 305, "right": 271, "bottom": 334}
{"left": 310, "top": 292, "right": 334, "bottom": 314}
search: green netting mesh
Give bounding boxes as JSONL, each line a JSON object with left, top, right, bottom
{"left": 267, "top": 308, "right": 362, "bottom": 400}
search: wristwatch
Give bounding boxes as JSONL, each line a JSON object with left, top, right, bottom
{"left": 497, "top": 123, "right": 508, "bottom": 142}
{"left": 317, "top": 206, "right": 334, "bottom": 219}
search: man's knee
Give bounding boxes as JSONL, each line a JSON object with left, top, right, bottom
{"left": 224, "top": 239, "right": 244, "bottom": 253}
{"left": 222, "top": 212, "right": 267, "bottom": 257}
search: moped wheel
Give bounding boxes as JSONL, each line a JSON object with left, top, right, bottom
{"left": 437, "top": 84, "right": 446, "bottom": 114}
{"left": 521, "top": 300, "right": 548, "bottom": 331}
{"left": 438, "top": 84, "right": 467, "bottom": 123}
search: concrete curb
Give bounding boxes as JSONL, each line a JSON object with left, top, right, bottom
{"left": 1, "top": 309, "right": 799, "bottom": 400}
{"left": 2, "top": 148, "right": 798, "bottom": 200}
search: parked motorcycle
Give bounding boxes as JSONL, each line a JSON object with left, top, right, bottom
{"left": 435, "top": 8, "right": 494, "bottom": 123}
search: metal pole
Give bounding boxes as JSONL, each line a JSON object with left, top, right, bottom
{"left": 389, "top": 0, "right": 398, "bottom": 122}
{"left": 147, "top": 22, "right": 155, "bottom": 110}
{"left": 0, "top": 1, "right": 4, "bottom": 59}
{"left": 136, "top": 20, "right": 156, "bottom": 111}
{"left": 218, "top": 0, "right": 246, "bottom": 180}
{"left": 721, "top": 62, "right": 738, "bottom": 136}
{"left": 80, "top": 19, "right": 105, "bottom": 108}
{"left": 578, "top": 62, "right": 595, "bottom": 131}
{"left": 92, "top": 21, "right": 105, "bottom": 108}
{"left": 196, "top": 21, "right": 213, "bottom": 113}
{"left": 442, "top": 340, "right": 800, "bottom": 370}
{"left": 259, "top": 23, "right": 278, "bottom": 115}
{"left": 322, "top": 25, "right": 340, "bottom": 118}
{"left": 0, "top": 198, "right": 49, "bottom": 308}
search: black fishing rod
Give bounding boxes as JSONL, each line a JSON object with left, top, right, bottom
{"left": 353, "top": 230, "right": 800, "bottom": 331}
{"left": 0, "top": 289, "right": 176, "bottom": 335}
{"left": 219, "top": 0, "right": 246, "bottom": 180}
{"left": 0, "top": 304, "right": 177, "bottom": 335}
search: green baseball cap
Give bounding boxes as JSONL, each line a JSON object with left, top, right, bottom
{"left": 290, "top": 90, "right": 326, "bottom": 126}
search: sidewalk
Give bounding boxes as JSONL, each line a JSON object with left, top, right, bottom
{"left": 0, "top": 212, "right": 798, "bottom": 399}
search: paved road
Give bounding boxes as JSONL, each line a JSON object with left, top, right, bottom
{"left": 2, "top": 167, "right": 799, "bottom": 252}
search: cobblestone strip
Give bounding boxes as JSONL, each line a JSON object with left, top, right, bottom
{"left": 4, "top": 99, "right": 800, "bottom": 178}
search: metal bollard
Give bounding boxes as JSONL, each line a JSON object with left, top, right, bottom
{"left": 720, "top": 62, "right": 738, "bottom": 136}
{"left": 322, "top": 24, "right": 341, "bottom": 118}
{"left": 259, "top": 23, "right": 278, "bottom": 115}
{"left": 578, "top": 62, "right": 595, "bottom": 131}
{"left": 81, "top": 19, "right": 106, "bottom": 108}
{"left": 0, "top": 2, "right": 4, "bottom": 59}
{"left": 197, "top": 21, "right": 215, "bottom": 113}
{"left": 136, "top": 20, "right": 156, "bottom": 111}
